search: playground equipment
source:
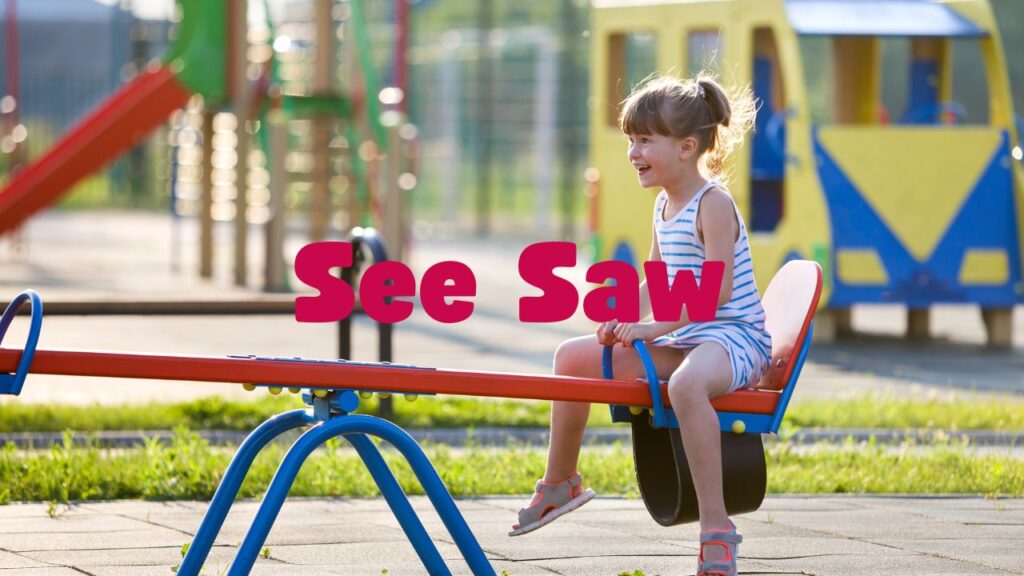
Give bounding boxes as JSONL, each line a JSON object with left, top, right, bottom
{"left": 0, "top": 0, "right": 222, "bottom": 235}
{"left": 0, "top": 260, "right": 821, "bottom": 574}
{"left": 0, "top": 0, "right": 412, "bottom": 291}
{"left": 590, "top": 0, "right": 1023, "bottom": 347}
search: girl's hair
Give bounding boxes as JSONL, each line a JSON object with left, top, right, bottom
{"left": 618, "top": 72, "right": 756, "bottom": 180}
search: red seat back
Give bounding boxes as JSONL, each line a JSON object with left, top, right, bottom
{"left": 756, "top": 260, "right": 823, "bottom": 391}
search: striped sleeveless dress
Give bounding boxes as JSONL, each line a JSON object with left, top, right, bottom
{"left": 649, "top": 181, "right": 772, "bottom": 392}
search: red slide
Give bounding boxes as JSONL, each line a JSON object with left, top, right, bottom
{"left": 0, "top": 66, "right": 192, "bottom": 235}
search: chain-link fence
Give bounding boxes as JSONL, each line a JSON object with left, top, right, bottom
{"left": 0, "top": 1, "right": 172, "bottom": 209}
{"left": 3, "top": 0, "right": 1022, "bottom": 242}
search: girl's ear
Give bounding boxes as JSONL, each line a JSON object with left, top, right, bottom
{"left": 679, "top": 136, "right": 699, "bottom": 160}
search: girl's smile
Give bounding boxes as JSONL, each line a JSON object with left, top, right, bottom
{"left": 627, "top": 132, "right": 686, "bottom": 189}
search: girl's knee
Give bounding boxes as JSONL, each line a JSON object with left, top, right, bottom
{"left": 553, "top": 337, "right": 596, "bottom": 376}
{"left": 667, "top": 372, "right": 711, "bottom": 407}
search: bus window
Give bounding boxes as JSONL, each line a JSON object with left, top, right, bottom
{"left": 750, "top": 27, "right": 785, "bottom": 233}
{"left": 832, "top": 37, "right": 881, "bottom": 125}
{"left": 880, "top": 37, "right": 911, "bottom": 124}
{"left": 688, "top": 30, "right": 723, "bottom": 75}
{"left": 607, "top": 32, "right": 658, "bottom": 127}
{"left": 798, "top": 36, "right": 832, "bottom": 125}
{"left": 801, "top": 34, "right": 991, "bottom": 126}
{"left": 950, "top": 38, "right": 990, "bottom": 125}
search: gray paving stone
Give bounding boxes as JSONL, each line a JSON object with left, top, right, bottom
{"left": 2, "top": 526, "right": 191, "bottom": 552}
{"left": 85, "top": 567, "right": 343, "bottom": 576}
{"left": 78, "top": 568, "right": 175, "bottom": 576}
{"left": 264, "top": 540, "right": 467, "bottom": 566}
{"left": 84, "top": 568, "right": 229, "bottom": 576}
{"left": 761, "top": 552, "right": 1012, "bottom": 575}
{"left": 78, "top": 500, "right": 212, "bottom": 515}
{"left": 526, "top": 555, "right": 778, "bottom": 576}
{"left": 0, "top": 503, "right": 65, "bottom": 518}
{"left": 0, "top": 565, "right": 82, "bottom": 569}
{"left": 21, "top": 545, "right": 236, "bottom": 567}
{"left": 874, "top": 538, "right": 1024, "bottom": 574}
{"left": 0, "top": 551, "right": 51, "bottom": 569}
{"left": 0, "top": 514, "right": 156, "bottom": 534}
{"left": 752, "top": 495, "right": 865, "bottom": 512}
{"left": 479, "top": 524, "right": 691, "bottom": 561}
{"left": 759, "top": 507, "right": 1019, "bottom": 540}
{"left": 737, "top": 535, "right": 905, "bottom": 558}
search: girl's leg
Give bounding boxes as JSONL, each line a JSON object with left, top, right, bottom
{"left": 545, "top": 335, "right": 684, "bottom": 483}
{"left": 665, "top": 343, "right": 735, "bottom": 564}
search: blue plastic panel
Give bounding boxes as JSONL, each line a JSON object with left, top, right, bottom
{"left": 785, "top": 0, "right": 987, "bottom": 37}
{"left": 814, "top": 130, "right": 1022, "bottom": 307}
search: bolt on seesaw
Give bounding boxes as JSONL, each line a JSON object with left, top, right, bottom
{"left": 0, "top": 261, "right": 820, "bottom": 575}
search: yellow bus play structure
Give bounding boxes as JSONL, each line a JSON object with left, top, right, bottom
{"left": 589, "top": 0, "right": 1023, "bottom": 346}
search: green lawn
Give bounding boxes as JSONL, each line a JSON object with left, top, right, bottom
{"left": 1, "top": 394, "right": 1022, "bottom": 433}
{"left": 2, "top": 394, "right": 1021, "bottom": 503}
{"left": 0, "top": 430, "right": 1021, "bottom": 504}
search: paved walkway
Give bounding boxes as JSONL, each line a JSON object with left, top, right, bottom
{"left": 0, "top": 212, "right": 1022, "bottom": 574}
{"left": 0, "top": 496, "right": 1021, "bottom": 575}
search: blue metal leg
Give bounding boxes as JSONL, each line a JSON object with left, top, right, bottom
{"left": 346, "top": 433, "right": 451, "bottom": 576}
{"left": 229, "top": 415, "right": 494, "bottom": 576}
{"left": 372, "top": 421, "right": 494, "bottom": 576}
{"left": 178, "top": 409, "right": 314, "bottom": 576}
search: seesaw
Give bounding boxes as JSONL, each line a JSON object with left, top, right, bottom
{"left": 0, "top": 260, "right": 821, "bottom": 576}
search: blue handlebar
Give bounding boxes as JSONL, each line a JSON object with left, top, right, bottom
{"left": 603, "top": 341, "right": 670, "bottom": 428}
{"left": 0, "top": 290, "right": 43, "bottom": 396}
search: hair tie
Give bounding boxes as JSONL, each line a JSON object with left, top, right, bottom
{"left": 696, "top": 83, "right": 706, "bottom": 99}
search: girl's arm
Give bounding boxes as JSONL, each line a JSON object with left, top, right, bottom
{"left": 696, "top": 188, "right": 737, "bottom": 307}
{"left": 614, "top": 190, "right": 736, "bottom": 347}
{"left": 599, "top": 223, "right": 659, "bottom": 345}
{"left": 637, "top": 221, "right": 659, "bottom": 319}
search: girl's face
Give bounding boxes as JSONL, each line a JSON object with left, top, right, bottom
{"left": 626, "top": 132, "right": 689, "bottom": 189}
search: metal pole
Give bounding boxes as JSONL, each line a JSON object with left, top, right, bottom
{"left": 4, "top": 0, "right": 24, "bottom": 177}
{"left": 393, "top": 0, "right": 410, "bottom": 114}
{"left": 558, "top": 0, "right": 581, "bottom": 241}
{"left": 475, "top": 0, "right": 493, "bottom": 237}
{"left": 310, "top": 0, "right": 333, "bottom": 242}
{"left": 264, "top": 108, "right": 288, "bottom": 292}
{"left": 231, "top": 0, "right": 250, "bottom": 286}
{"left": 200, "top": 109, "right": 215, "bottom": 279}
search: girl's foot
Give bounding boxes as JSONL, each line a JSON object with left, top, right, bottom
{"left": 508, "top": 471, "right": 596, "bottom": 537}
{"left": 697, "top": 522, "right": 742, "bottom": 576}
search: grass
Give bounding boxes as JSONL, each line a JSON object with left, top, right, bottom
{"left": 1, "top": 394, "right": 1023, "bottom": 433}
{"left": 0, "top": 396, "right": 306, "bottom": 433}
{"left": 0, "top": 430, "right": 1020, "bottom": 504}
{"left": 2, "top": 394, "right": 1021, "bottom": 504}
{"left": 785, "top": 396, "right": 1024, "bottom": 430}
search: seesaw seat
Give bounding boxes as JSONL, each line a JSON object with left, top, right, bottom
{"left": 610, "top": 260, "right": 823, "bottom": 526}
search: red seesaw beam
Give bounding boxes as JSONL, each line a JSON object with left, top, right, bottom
{"left": 0, "top": 349, "right": 780, "bottom": 414}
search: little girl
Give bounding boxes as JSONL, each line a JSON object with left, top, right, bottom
{"left": 510, "top": 74, "right": 769, "bottom": 576}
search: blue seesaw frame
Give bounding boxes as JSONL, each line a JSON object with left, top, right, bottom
{"left": 0, "top": 291, "right": 494, "bottom": 576}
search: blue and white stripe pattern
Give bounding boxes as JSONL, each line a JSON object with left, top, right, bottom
{"left": 649, "top": 181, "right": 772, "bottom": 392}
